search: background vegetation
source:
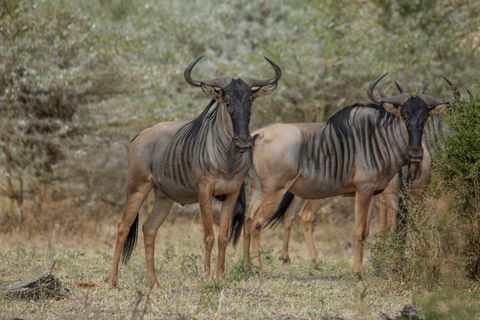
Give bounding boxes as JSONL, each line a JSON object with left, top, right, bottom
{"left": 1, "top": 0, "right": 480, "bottom": 318}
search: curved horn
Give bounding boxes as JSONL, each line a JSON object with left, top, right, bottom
{"left": 380, "top": 93, "right": 413, "bottom": 105}
{"left": 443, "top": 76, "right": 461, "bottom": 100}
{"left": 367, "top": 73, "right": 389, "bottom": 103}
{"left": 239, "top": 57, "right": 282, "bottom": 88}
{"left": 184, "top": 55, "right": 233, "bottom": 88}
{"left": 184, "top": 56, "right": 204, "bottom": 87}
{"left": 417, "top": 94, "right": 452, "bottom": 107}
{"left": 417, "top": 77, "right": 459, "bottom": 107}
{"left": 417, "top": 83, "right": 429, "bottom": 95}
{"left": 378, "top": 82, "right": 387, "bottom": 98}
{"left": 394, "top": 80, "right": 406, "bottom": 93}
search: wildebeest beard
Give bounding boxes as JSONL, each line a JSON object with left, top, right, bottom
{"left": 225, "top": 139, "right": 236, "bottom": 179}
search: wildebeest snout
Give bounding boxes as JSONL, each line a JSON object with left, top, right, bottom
{"left": 234, "top": 135, "right": 253, "bottom": 152}
{"left": 407, "top": 147, "right": 423, "bottom": 162}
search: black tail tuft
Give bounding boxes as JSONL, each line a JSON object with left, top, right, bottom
{"left": 396, "top": 167, "right": 409, "bottom": 233}
{"left": 121, "top": 214, "right": 138, "bottom": 265}
{"left": 229, "top": 184, "right": 246, "bottom": 247}
{"left": 265, "top": 191, "right": 295, "bottom": 229}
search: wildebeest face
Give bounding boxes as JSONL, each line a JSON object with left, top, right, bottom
{"left": 398, "top": 97, "right": 429, "bottom": 162}
{"left": 185, "top": 55, "right": 281, "bottom": 153}
{"left": 221, "top": 79, "right": 253, "bottom": 152}
{"left": 383, "top": 97, "right": 446, "bottom": 163}
{"left": 201, "top": 79, "right": 277, "bottom": 153}
{"left": 368, "top": 73, "right": 453, "bottom": 163}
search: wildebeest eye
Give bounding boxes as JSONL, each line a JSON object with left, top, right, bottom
{"left": 223, "top": 97, "right": 229, "bottom": 104}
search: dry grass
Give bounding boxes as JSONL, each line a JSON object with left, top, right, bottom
{"left": 0, "top": 209, "right": 409, "bottom": 320}
{"left": 1, "top": 197, "right": 479, "bottom": 319}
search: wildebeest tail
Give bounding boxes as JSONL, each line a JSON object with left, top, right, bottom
{"left": 396, "top": 167, "right": 409, "bottom": 232}
{"left": 265, "top": 191, "right": 295, "bottom": 229}
{"left": 229, "top": 183, "right": 245, "bottom": 246}
{"left": 121, "top": 214, "right": 138, "bottom": 264}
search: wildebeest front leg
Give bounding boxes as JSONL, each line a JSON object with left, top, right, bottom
{"left": 298, "top": 199, "right": 323, "bottom": 266}
{"left": 243, "top": 216, "right": 252, "bottom": 271}
{"left": 216, "top": 190, "right": 240, "bottom": 279}
{"left": 142, "top": 188, "right": 174, "bottom": 288}
{"left": 198, "top": 188, "right": 215, "bottom": 280}
{"left": 353, "top": 191, "right": 374, "bottom": 275}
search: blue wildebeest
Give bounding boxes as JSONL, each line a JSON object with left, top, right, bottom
{"left": 241, "top": 74, "right": 454, "bottom": 275}
{"left": 106, "top": 56, "right": 281, "bottom": 288}
{"left": 262, "top": 81, "right": 434, "bottom": 267}
{"left": 265, "top": 151, "right": 431, "bottom": 267}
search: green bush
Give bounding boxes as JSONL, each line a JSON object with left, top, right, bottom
{"left": 433, "top": 82, "right": 480, "bottom": 279}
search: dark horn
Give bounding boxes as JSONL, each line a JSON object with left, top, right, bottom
{"left": 367, "top": 72, "right": 388, "bottom": 104}
{"left": 184, "top": 55, "right": 204, "bottom": 87}
{"left": 394, "top": 80, "right": 406, "bottom": 94}
{"left": 417, "top": 83, "right": 429, "bottom": 95}
{"left": 417, "top": 94, "right": 452, "bottom": 107}
{"left": 184, "top": 56, "right": 233, "bottom": 88}
{"left": 443, "top": 76, "right": 461, "bottom": 100}
{"left": 240, "top": 57, "right": 282, "bottom": 88}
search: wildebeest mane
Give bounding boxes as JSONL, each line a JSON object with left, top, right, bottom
{"left": 321, "top": 103, "right": 396, "bottom": 139}
{"left": 173, "top": 98, "right": 218, "bottom": 142}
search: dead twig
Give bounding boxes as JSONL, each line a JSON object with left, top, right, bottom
{"left": 0, "top": 260, "right": 78, "bottom": 300}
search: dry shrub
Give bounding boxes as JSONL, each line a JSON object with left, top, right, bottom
{"left": 370, "top": 193, "right": 466, "bottom": 289}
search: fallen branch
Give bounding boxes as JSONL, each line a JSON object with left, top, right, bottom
{"left": 0, "top": 260, "right": 77, "bottom": 300}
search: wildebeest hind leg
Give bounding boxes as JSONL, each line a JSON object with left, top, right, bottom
{"left": 251, "top": 189, "right": 290, "bottom": 270}
{"left": 142, "top": 188, "right": 174, "bottom": 288}
{"left": 280, "top": 196, "right": 304, "bottom": 264}
{"left": 107, "top": 180, "right": 153, "bottom": 288}
{"left": 298, "top": 199, "right": 323, "bottom": 267}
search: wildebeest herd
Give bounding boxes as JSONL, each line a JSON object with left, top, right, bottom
{"left": 106, "top": 56, "right": 457, "bottom": 288}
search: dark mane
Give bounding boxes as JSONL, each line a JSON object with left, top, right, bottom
{"left": 173, "top": 99, "right": 218, "bottom": 142}
{"left": 322, "top": 102, "right": 396, "bottom": 139}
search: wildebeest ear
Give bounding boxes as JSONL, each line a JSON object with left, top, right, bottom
{"left": 382, "top": 102, "right": 401, "bottom": 116}
{"left": 429, "top": 104, "right": 448, "bottom": 115}
{"left": 201, "top": 83, "right": 221, "bottom": 100}
{"left": 252, "top": 83, "right": 278, "bottom": 100}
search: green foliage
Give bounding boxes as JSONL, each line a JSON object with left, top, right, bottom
{"left": 434, "top": 87, "right": 480, "bottom": 218}
{"left": 431, "top": 81, "right": 480, "bottom": 278}
{"left": 414, "top": 286, "right": 480, "bottom": 319}
{"left": 1, "top": 0, "right": 480, "bottom": 234}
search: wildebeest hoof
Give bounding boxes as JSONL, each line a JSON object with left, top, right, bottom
{"left": 353, "top": 271, "right": 364, "bottom": 280}
{"left": 108, "top": 285, "right": 120, "bottom": 291}
{"left": 312, "top": 259, "right": 323, "bottom": 270}
{"left": 280, "top": 257, "right": 291, "bottom": 264}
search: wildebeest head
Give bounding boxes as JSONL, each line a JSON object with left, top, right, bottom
{"left": 184, "top": 56, "right": 281, "bottom": 153}
{"left": 368, "top": 73, "right": 455, "bottom": 163}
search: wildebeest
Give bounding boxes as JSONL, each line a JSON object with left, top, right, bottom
{"left": 106, "top": 56, "right": 281, "bottom": 288}
{"left": 264, "top": 151, "right": 431, "bottom": 267}
{"left": 242, "top": 74, "right": 454, "bottom": 275}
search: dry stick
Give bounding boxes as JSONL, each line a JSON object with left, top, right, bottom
{"left": 212, "top": 289, "right": 225, "bottom": 320}
{"left": 129, "top": 287, "right": 145, "bottom": 320}
{"left": 0, "top": 260, "right": 77, "bottom": 300}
